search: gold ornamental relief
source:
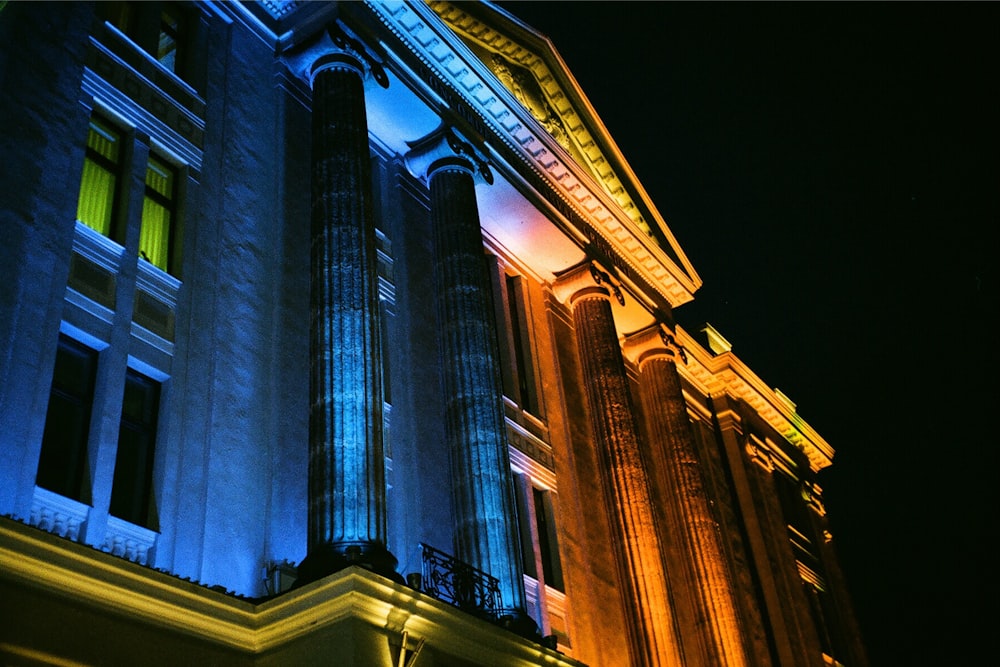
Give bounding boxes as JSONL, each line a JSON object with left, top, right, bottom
{"left": 489, "top": 54, "right": 571, "bottom": 152}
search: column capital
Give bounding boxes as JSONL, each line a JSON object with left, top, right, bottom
{"left": 404, "top": 125, "right": 493, "bottom": 184}
{"left": 551, "top": 260, "right": 624, "bottom": 308}
{"left": 622, "top": 323, "right": 687, "bottom": 368}
{"left": 281, "top": 22, "right": 389, "bottom": 90}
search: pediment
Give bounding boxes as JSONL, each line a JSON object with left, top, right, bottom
{"left": 428, "top": 1, "right": 700, "bottom": 293}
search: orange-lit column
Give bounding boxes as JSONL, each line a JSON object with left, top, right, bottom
{"left": 624, "top": 324, "right": 750, "bottom": 667}
{"left": 553, "top": 262, "right": 683, "bottom": 667}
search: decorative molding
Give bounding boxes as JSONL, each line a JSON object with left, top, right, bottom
{"left": 259, "top": 0, "right": 302, "bottom": 20}
{"left": 0, "top": 519, "right": 583, "bottom": 664}
{"left": 29, "top": 487, "right": 89, "bottom": 542}
{"left": 588, "top": 263, "right": 624, "bottom": 306}
{"left": 102, "top": 515, "right": 157, "bottom": 566}
{"left": 365, "top": 0, "right": 699, "bottom": 308}
{"left": 674, "top": 326, "right": 835, "bottom": 472}
{"left": 83, "top": 34, "right": 205, "bottom": 171}
{"left": 428, "top": 2, "right": 662, "bottom": 249}
{"left": 745, "top": 434, "right": 774, "bottom": 473}
{"left": 550, "top": 260, "right": 619, "bottom": 307}
{"left": 622, "top": 323, "right": 687, "bottom": 367}
{"left": 280, "top": 21, "right": 389, "bottom": 90}
{"left": 404, "top": 125, "right": 493, "bottom": 184}
{"left": 507, "top": 435, "right": 557, "bottom": 491}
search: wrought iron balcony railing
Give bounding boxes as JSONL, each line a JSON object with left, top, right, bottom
{"left": 417, "top": 543, "right": 502, "bottom": 620}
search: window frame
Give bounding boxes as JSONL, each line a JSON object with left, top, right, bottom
{"left": 109, "top": 367, "right": 161, "bottom": 528}
{"left": 139, "top": 152, "right": 179, "bottom": 274}
{"left": 35, "top": 335, "right": 99, "bottom": 503}
{"left": 76, "top": 114, "right": 126, "bottom": 242}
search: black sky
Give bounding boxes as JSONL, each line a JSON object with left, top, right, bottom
{"left": 496, "top": 2, "right": 999, "bottom": 664}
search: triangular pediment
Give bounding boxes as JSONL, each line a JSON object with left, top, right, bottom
{"left": 428, "top": 1, "right": 700, "bottom": 293}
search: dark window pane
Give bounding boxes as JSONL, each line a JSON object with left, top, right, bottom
{"left": 36, "top": 337, "right": 98, "bottom": 501}
{"left": 109, "top": 370, "right": 160, "bottom": 527}
{"left": 534, "top": 487, "right": 564, "bottom": 591}
{"left": 157, "top": 9, "right": 179, "bottom": 71}
{"left": 104, "top": 1, "right": 134, "bottom": 34}
{"left": 514, "top": 473, "right": 537, "bottom": 578}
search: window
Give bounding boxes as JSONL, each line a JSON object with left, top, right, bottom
{"left": 532, "top": 485, "right": 563, "bottom": 591}
{"left": 74, "top": 112, "right": 184, "bottom": 276}
{"left": 514, "top": 473, "right": 564, "bottom": 592}
{"left": 487, "top": 260, "right": 541, "bottom": 416}
{"left": 104, "top": 1, "right": 135, "bottom": 37}
{"left": 140, "top": 154, "right": 177, "bottom": 272}
{"left": 36, "top": 336, "right": 98, "bottom": 502}
{"left": 505, "top": 274, "right": 539, "bottom": 415}
{"left": 109, "top": 369, "right": 160, "bottom": 527}
{"left": 102, "top": 1, "right": 190, "bottom": 80}
{"left": 76, "top": 115, "right": 124, "bottom": 239}
{"left": 513, "top": 469, "right": 569, "bottom": 648}
{"left": 157, "top": 7, "right": 180, "bottom": 72}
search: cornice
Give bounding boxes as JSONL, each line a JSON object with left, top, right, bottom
{"left": 429, "top": 2, "right": 649, "bottom": 232}
{"left": 430, "top": 1, "right": 702, "bottom": 298}
{"left": 673, "top": 326, "right": 835, "bottom": 473}
{"left": 0, "top": 519, "right": 583, "bottom": 665}
{"left": 364, "top": 0, "right": 699, "bottom": 309}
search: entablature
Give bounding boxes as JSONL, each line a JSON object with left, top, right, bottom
{"left": 675, "top": 324, "right": 835, "bottom": 473}
{"left": 360, "top": 0, "right": 700, "bottom": 310}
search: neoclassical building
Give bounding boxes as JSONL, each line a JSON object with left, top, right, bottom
{"left": 0, "top": 1, "right": 867, "bottom": 665}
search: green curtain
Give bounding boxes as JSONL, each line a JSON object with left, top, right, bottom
{"left": 140, "top": 156, "right": 174, "bottom": 272}
{"left": 139, "top": 197, "right": 170, "bottom": 271}
{"left": 75, "top": 118, "right": 120, "bottom": 236}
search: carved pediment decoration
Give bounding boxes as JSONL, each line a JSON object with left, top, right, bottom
{"left": 427, "top": 1, "right": 700, "bottom": 293}
{"left": 488, "top": 54, "right": 571, "bottom": 153}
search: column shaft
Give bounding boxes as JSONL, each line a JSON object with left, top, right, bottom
{"left": 571, "top": 294, "right": 683, "bottom": 666}
{"left": 302, "top": 62, "right": 394, "bottom": 582}
{"left": 429, "top": 163, "right": 527, "bottom": 619}
{"left": 640, "top": 354, "right": 750, "bottom": 666}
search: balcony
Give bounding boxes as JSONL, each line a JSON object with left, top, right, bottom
{"left": 416, "top": 542, "right": 503, "bottom": 621}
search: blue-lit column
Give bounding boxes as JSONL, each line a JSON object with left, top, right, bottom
{"left": 624, "top": 324, "right": 751, "bottom": 667}
{"left": 553, "top": 262, "right": 684, "bottom": 667}
{"left": 405, "top": 128, "right": 531, "bottom": 631}
{"left": 296, "top": 36, "right": 399, "bottom": 585}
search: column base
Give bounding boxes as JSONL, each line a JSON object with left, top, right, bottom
{"left": 295, "top": 542, "right": 404, "bottom": 588}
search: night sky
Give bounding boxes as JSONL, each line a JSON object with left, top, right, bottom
{"left": 497, "top": 2, "right": 998, "bottom": 664}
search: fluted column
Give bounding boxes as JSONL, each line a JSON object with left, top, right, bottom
{"left": 297, "top": 37, "right": 397, "bottom": 585}
{"left": 406, "top": 127, "right": 529, "bottom": 628}
{"left": 553, "top": 263, "right": 684, "bottom": 667}
{"left": 625, "top": 324, "right": 750, "bottom": 667}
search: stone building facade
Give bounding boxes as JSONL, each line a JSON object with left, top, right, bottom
{"left": 0, "top": 2, "right": 867, "bottom": 665}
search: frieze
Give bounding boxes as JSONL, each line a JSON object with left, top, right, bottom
{"left": 505, "top": 423, "right": 555, "bottom": 473}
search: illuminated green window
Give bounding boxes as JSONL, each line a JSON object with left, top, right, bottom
{"left": 76, "top": 116, "right": 123, "bottom": 238}
{"left": 140, "top": 155, "right": 176, "bottom": 272}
